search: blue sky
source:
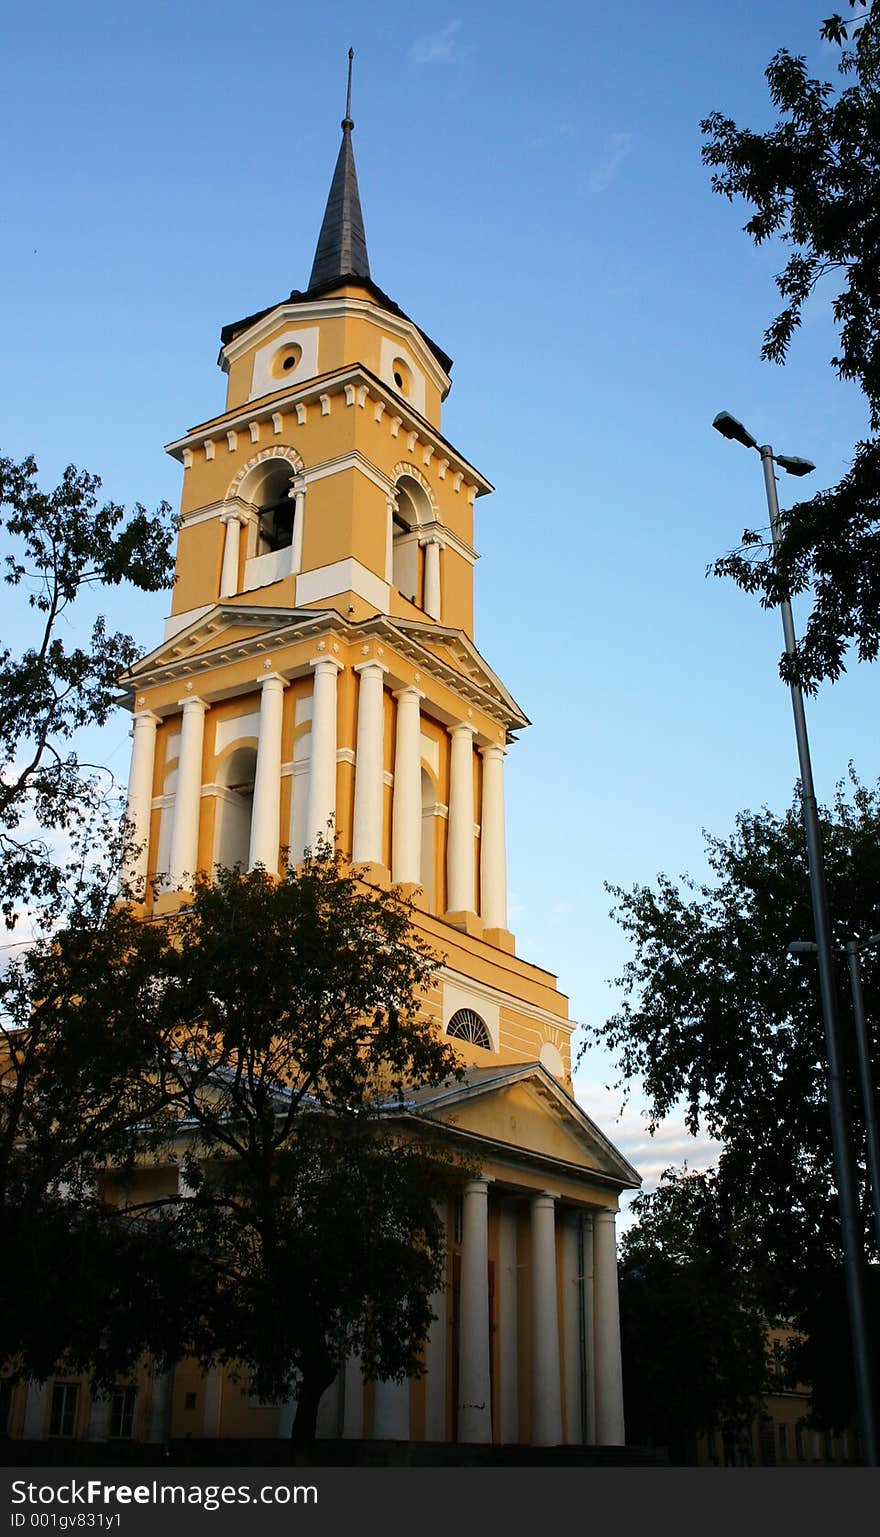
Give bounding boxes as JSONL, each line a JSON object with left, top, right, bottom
{"left": 2, "top": 1, "right": 876, "bottom": 1205}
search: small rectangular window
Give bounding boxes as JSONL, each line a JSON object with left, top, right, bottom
{"left": 778, "top": 1422, "right": 788, "bottom": 1458}
{"left": 49, "top": 1383, "right": 79, "bottom": 1438}
{"left": 109, "top": 1386, "right": 137, "bottom": 1439}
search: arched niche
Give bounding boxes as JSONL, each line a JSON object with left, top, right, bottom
{"left": 213, "top": 744, "right": 258, "bottom": 871}
{"left": 392, "top": 470, "right": 435, "bottom": 607}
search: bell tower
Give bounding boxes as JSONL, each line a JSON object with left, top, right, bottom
{"left": 120, "top": 68, "right": 574, "bottom": 1084}
{"left": 111, "top": 62, "right": 639, "bottom": 1453}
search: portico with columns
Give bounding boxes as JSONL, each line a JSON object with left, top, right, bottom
{"left": 113, "top": 82, "right": 640, "bottom": 1454}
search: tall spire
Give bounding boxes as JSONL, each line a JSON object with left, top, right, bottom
{"left": 308, "top": 49, "right": 371, "bottom": 290}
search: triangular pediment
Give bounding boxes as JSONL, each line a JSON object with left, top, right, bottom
{"left": 406, "top": 1063, "right": 640, "bottom": 1189}
{"left": 389, "top": 620, "right": 529, "bottom": 730}
{"left": 119, "top": 605, "right": 329, "bottom": 689}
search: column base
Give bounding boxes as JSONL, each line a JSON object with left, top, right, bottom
{"left": 482, "top": 926, "right": 516, "bottom": 954}
{"left": 154, "top": 890, "right": 195, "bottom": 916}
{"left": 443, "top": 909, "right": 484, "bottom": 938}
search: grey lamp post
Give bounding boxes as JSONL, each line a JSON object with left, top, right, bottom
{"left": 789, "top": 933, "right": 880, "bottom": 1255}
{"left": 713, "top": 411, "right": 878, "bottom": 1466}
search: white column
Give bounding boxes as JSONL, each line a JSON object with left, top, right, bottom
{"left": 341, "top": 1352, "right": 364, "bottom": 1439}
{"left": 421, "top": 537, "right": 441, "bottom": 620}
{"left": 458, "top": 1178, "right": 492, "bottom": 1443}
{"left": 593, "top": 1208, "right": 625, "bottom": 1445}
{"left": 530, "top": 1193, "right": 562, "bottom": 1446}
{"left": 147, "top": 1368, "right": 173, "bottom": 1443}
{"left": 384, "top": 494, "right": 397, "bottom": 582}
{"left": 87, "top": 1390, "right": 111, "bottom": 1441}
{"left": 248, "top": 673, "right": 286, "bottom": 872}
{"left": 447, "top": 723, "right": 476, "bottom": 913}
{"left": 498, "top": 1200, "right": 519, "bottom": 1443}
{"left": 219, "top": 511, "right": 244, "bottom": 598}
{"left": 316, "top": 1373, "right": 341, "bottom": 1439}
{"left": 291, "top": 477, "right": 306, "bottom": 575}
{"left": 23, "top": 1381, "right": 48, "bottom": 1439}
{"left": 391, "top": 686, "right": 423, "bottom": 884}
{"left": 304, "top": 656, "right": 342, "bottom": 853}
{"left": 123, "top": 710, "right": 160, "bottom": 896}
{"left": 582, "top": 1216, "right": 596, "bottom": 1443}
{"left": 277, "top": 1393, "right": 297, "bottom": 1439}
{"left": 352, "top": 662, "right": 387, "bottom": 865}
{"left": 168, "top": 696, "right": 208, "bottom": 890}
{"left": 203, "top": 1371, "right": 223, "bottom": 1437}
{"left": 479, "top": 743, "right": 507, "bottom": 929}
{"left": 425, "top": 1200, "right": 448, "bottom": 1442}
{"left": 562, "top": 1212, "right": 583, "bottom": 1444}
{"left": 372, "top": 1377, "right": 410, "bottom": 1440}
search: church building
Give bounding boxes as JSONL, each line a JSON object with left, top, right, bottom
{"left": 103, "top": 83, "right": 639, "bottom": 1453}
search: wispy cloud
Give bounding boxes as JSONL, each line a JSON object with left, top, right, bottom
{"left": 572, "top": 1071, "right": 722, "bottom": 1193}
{"left": 586, "top": 131, "right": 633, "bottom": 195}
{"left": 410, "top": 19, "right": 462, "bottom": 65}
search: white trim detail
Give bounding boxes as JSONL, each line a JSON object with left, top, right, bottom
{"left": 303, "top": 451, "right": 394, "bottom": 498}
{"left": 249, "top": 325, "right": 319, "bottom": 401}
{"left": 295, "top": 559, "right": 390, "bottom": 612}
{"left": 164, "top": 603, "right": 215, "bottom": 641}
{"left": 227, "top": 445, "right": 304, "bottom": 502}
{"left": 295, "top": 403, "right": 308, "bottom": 425}
{"left": 319, "top": 393, "right": 331, "bottom": 416}
{"left": 439, "top": 965, "right": 573, "bottom": 1040}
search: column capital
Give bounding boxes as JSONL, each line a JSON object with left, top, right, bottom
{"left": 309, "top": 654, "right": 344, "bottom": 673}
{"left": 393, "top": 684, "right": 424, "bottom": 703}
{"left": 449, "top": 720, "right": 477, "bottom": 740}
{"left": 479, "top": 740, "right": 507, "bottom": 761}
{"left": 290, "top": 473, "right": 307, "bottom": 496}
{"left": 177, "top": 695, "right": 209, "bottom": 714}
{"left": 594, "top": 1207, "right": 618, "bottom": 1227}
{"left": 530, "top": 1190, "right": 557, "bottom": 1210}
{"left": 220, "top": 508, "right": 246, "bottom": 526}
{"left": 257, "top": 671, "right": 288, "bottom": 690}
{"left": 353, "top": 659, "right": 389, "bottom": 678}
{"left": 464, "top": 1177, "right": 489, "bottom": 1197}
{"left": 132, "top": 709, "right": 162, "bottom": 726}
{"left": 419, "top": 533, "right": 442, "bottom": 548}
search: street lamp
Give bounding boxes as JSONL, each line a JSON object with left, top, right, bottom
{"left": 714, "top": 410, "right": 878, "bottom": 1466}
{"left": 789, "top": 934, "right": 880, "bottom": 1255}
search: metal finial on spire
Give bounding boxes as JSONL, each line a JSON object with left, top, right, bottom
{"left": 344, "top": 48, "right": 354, "bottom": 128}
{"left": 309, "top": 49, "right": 370, "bottom": 289}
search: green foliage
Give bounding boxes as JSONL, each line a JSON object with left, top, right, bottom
{"left": 586, "top": 773, "right": 880, "bottom": 1424}
{"left": 0, "top": 452, "right": 174, "bottom": 925}
{"left": 701, "top": 4, "right": 880, "bottom": 690}
{"left": 151, "top": 852, "right": 469, "bottom": 1449}
{"left": 2, "top": 849, "right": 467, "bottom": 1449}
{"left": 619, "top": 1170, "right": 769, "bottom": 1461}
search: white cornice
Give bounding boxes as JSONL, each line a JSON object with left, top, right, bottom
{"left": 164, "top": 365, "right": 492, "bottom": 499}
{"left": 438, "top": 965, "right": 572, "bottom": 1038}
{"left": 219, "top": 296, "right": 452, "bottom": 398}
{"left": 119, "top": 607, "right": 528, "bottom": 734}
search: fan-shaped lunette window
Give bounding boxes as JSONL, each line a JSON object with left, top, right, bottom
{"left": 447, "top": 1008, "right": 492, "bottom": 1049}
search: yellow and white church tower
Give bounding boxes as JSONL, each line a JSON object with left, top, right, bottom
{"left": 116, "top": 86, "right": 639, "bottom": 1453}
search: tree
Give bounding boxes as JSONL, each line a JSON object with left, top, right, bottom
{"left": 0, "top": 452, "right": 174, "bottom": 926}
{"left": 137, "top": 851, "right": 469, "bottom": 1458}
{"left": 618, "top": 1170, "right": 769, "bottom": 1463}
{"left": 583, "top": 772, "right": 880, "bottom": 1423}
{"left": 0, "top": 857, "right": 207, "bottom": 1390}
{"left": 702, "top": 4, "right": 880, "bottom": 691}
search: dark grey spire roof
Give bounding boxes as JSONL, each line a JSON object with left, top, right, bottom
{"left": 308, "top": 114, "right": 371, "bottom": 290}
